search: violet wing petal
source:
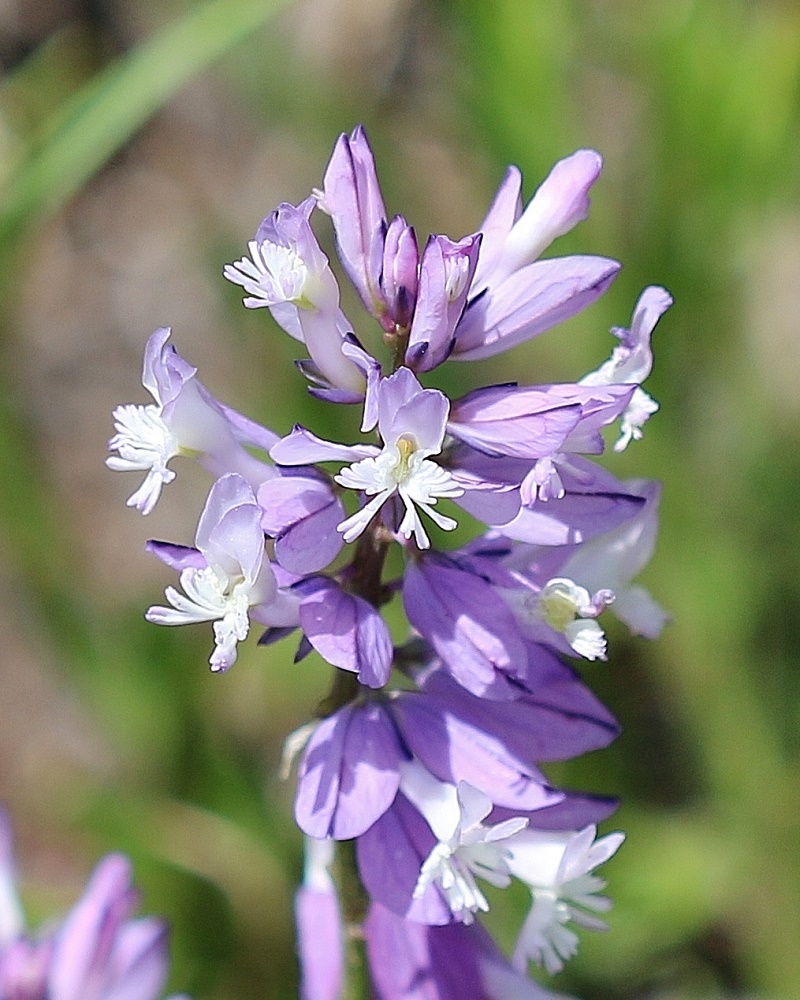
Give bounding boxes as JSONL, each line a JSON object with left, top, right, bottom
{"left": 299, "top": 578, "right": 393, "bottom": 688}
{"left": 295, "top": 703, "right": 403, "bottom": 840}
{"left": 405, "top": 234, "right": 481, "bottom": 373}
{"left": 270, "top": 425, "right": 376, "bottom": 466}
{"left": 93, "top": 919, "right": 171, "bottom": 1000}
{"left": 453, "top": 255, "right": 619, "bottom": 361}
{"left": 217, "top": 400, "right": 279, "bottom": 452}
{"left": 402, "top": 557, "right": 526, "bottom": 699}
{"left": 47, "top": 854, "right": 138, "bottom": 1000}
{"left": 142, "top": 327, "right": 195, "bottom": 407}
{"left": 144, "top": 540, "right": 207, "bottom": 572}
{"left": 367, "top": 903, "right": 565, "bottom": 1000}
{"left": 390, "top": 685, "right": 563, "bottom": 812}
{"left": 0, "top": 808, "right": 23, "bottom": 947}
{"left": 498, "top": 459, "right": 647, "bottom": 546}
{"left": 491, "top": 791, "right": 619, "bottom": 831}
{"left": 321, "top": 126, "right": 387, "bottom": 315}
{"left": 258, "top": 473, "right": 345, "bottom": 575}
{"left": 469, "top": 165, "right": 523, "bottom": 292}
{"left": 419, "top": 658, "right": 618, "bottom": 763}
{"left": 357, "top": 794, "right": 451, "bottom": 925}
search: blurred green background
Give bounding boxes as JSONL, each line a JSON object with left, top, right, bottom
{"left": 1, "top": 0, "right": 799, "bottom": 997}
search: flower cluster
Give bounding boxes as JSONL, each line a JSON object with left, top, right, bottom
{"left": 0, "top": 809, "right": 186, "bottom": 1000}
{"left": 109, "top": 126, "right": 669, "bottom": 998}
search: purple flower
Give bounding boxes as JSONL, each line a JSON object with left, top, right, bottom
{"left": 0, "top": 810, "right": 187, "bottom": 1000}
{"left": 146, "top": 473, "right": 299, "bottom": 671}
{"left": 224, "top": 198, "right": 364, "bottom": 393}
{"left": 107, "top": 327, "right": 276, "bottom": 514}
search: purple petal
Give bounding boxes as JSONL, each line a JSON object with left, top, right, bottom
{"left": 319, "top": 126, "right": 387, "bottom": 316}
{"left": 365, "top": 902, "right": 558, "bottom": 1000}
{"left": 402, "top": 556, "right": 526, "bottom": 699}
{"left": 258, "top": 472, "right": 345, "bottom": 574}
{"left": 295, "top": 703, "right": 403, "bottom": 839}
{"left": 144, "top": 540, "right": 206, "bottom": 572}
{"left": 295, "top": 885, "right": 343, "bottom": 1000}
{"left": 453, "top": 255, "right": 619, "bottom": 361}
{"left": 448, "top": 384, "right": 582, "bottom": 460}
{"left": 0, "top": 808, "right": 23, "bottom": 947}
{"left": 270, "top": 425, "right": 376, "bottom": 466}
{"left": 356, "top": 794, "right": 451, "bottom": 925}
{"left": 380, "top": 216, "right": 419, "bottom": 329}
{"left": 47, "top": 854, "right": 139, "bottom": 1000}
{"left": 405, "top": 234, "right": 482, "bottom": 373}
{"left": 298, "top": 578, "right": 393, "bottom": 688}
{"left": 390, "top": 682, "right": 563, "bottom": 812}
{"left": 491, "top": 791, "right": 618, "bottom": 831}
{"left": 380, "top": 372, "right": 450, "bottom": 457}
{"left": 470, "top": 166, "right": 523, "bottom": 291}
{"left": 495, "top": 149, "right": 602, "bottom": 280}
{"left": 141, "top": 328, "right": 195, "bottom": 408}
{"left": 498, "top": 459, "right": 647, "bottom": 545}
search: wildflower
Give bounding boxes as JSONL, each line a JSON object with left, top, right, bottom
{"left": 107, "top": 327, "right": 275, "bottom": 514}
{"left": 0, "top": 809, "right": 187, "bottom": 1000}
{"left": 146, "top": 473, "right": 299, "bottom": 672}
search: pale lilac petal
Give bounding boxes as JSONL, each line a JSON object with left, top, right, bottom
{"left": 270, "top": 425, "right": 376, "bottom": 466}
{"left": 298, "top": 578, "right": 393, "bottom": 688}
{"left": 47, "top": 854, "right": 138, "bottom": 1000}
{"left": 498, "top": 460, "right": 647, "bottom": 546}
{"left": 448, "top": 385, "right": 582, "bottom": 460}
{"left": 0, "top": 809, "right": 23, "bottom": 947}
{"left": 88, "top": 920, "right": 170, "bottom": 1000}
{"left": 341, "top": 336, "right": 383, "bottom": 431}
{"left": 381, "top": 216, "right": 419, "bottom": 329}
{"left": 319, "top": 125, "right": 387, "bottom": 316}
{"left": 453, "top": 256, "right": 619, "bottom": 361}
{"left": 496, "top": 150, "right": 602, "bottom": 281}
{"left": 295, "top": 703, "right": 403, "bottom": 839}
{"left": 295, "top": 885, "right": 343, "bottom": 1000}
{"left": 141, "top": 327, "right": 193, "bottom": 406}
{"left": 380, "top": 372, "right": 450, "bottom": 457}
{"left": 216, "top": 400, "right": 280, "bottom": 452}
{"left": 470, "top": 166, "right": 523, "bottom": 291}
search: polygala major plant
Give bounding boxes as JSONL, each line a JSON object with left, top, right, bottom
{"left": 108, "top": 125, "right": 670, "bottom": 999}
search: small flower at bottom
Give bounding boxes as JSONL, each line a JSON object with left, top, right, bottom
{"left": 0, "top": 809, "right": 188, "bottom": 1000}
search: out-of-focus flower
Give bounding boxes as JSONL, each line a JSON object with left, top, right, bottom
{"left": 0, "top": 809, "right": 188, "bottom": 1000}
{"left": 107, "top": 327, "right": 275, "bottom": 513}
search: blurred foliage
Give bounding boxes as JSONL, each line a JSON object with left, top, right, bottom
{"left": 1, "top": 0, "right": 799, "bottom": 998}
